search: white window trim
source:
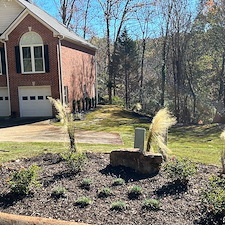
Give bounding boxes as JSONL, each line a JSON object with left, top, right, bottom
{"left": 64, "top": 86, "right": 68, "bottom": 105}
{"left": 0, "top": 53, "right": 2, "bottom": 75}
{"left": 20, "top": 44, "right": 45, "bottom": 74}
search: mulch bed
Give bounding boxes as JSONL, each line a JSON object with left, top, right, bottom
{"left": 0, "top": 152, "right": 223, "bottom": 225}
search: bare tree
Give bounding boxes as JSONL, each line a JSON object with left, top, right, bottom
{"left": 83, "top": 0, "right": 91, "bottom": 39}
{"left": 58, "top": 0, "right": 77, "bottom": 27}
{"left": 97, "top": 0, "right": 140, "bottom": 104}
{"left": 134, "top": 0, "right": 154, "bottom": 105}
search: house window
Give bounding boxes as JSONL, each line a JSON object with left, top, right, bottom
{"left": 64, "top": 86, "right": 68, "bottom": 105}
{"left": 20, "top": 32, "right": 45, "bottom": 73}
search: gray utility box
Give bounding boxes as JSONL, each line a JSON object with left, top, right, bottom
{"left": 134, "top": 128, "right": 146, "bottom": 151}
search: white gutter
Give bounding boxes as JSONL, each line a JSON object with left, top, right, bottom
{"left": 0, "top": 40, "right": 11, "bottom": 116}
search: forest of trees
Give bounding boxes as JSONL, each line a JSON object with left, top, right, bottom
{"left": 37, "top": 0, "right": 225, "bottom": 123}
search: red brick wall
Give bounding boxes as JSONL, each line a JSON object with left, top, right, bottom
{"left": 0, "top": 42, "right": 7, "bottom": 86}
{"left": 6, "top": 14, "right": 60, "bottom": 116}
{"left": 61, "top": 40, "right": 96, "bottom": 109}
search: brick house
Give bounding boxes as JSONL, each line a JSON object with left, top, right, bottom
{"left": 0, "top": 0, "right": 97, "bottom": 117}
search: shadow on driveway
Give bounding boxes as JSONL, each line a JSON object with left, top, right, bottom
{"left": 0, "top": 117, "right": 53, "bottom": 129}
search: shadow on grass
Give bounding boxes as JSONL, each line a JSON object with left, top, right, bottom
{"left": 155, "top": 181, "right": 188, "bottom": 197}
{"left": 100, "top": 165, "right": 158, "bottom": 182}
{"left": 0, "top": 192, "right": 29, "bottom": 209}
{"left": 170, "top": 124, "right": 223, "bottom": 140}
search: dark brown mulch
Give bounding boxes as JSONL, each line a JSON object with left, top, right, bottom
{"left": 0, "top": 152, "right": 223, "bottom": 225}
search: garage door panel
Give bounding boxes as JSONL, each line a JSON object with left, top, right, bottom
{"left": 0, "top": 87, "right": 9, "bottom": 117}
{"left": 19, "top": 86, "right": 52, "bottom": 117}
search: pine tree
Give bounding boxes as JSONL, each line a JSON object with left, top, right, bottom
{"left": 112, "top": 28, "right": 139, "bottom": 108}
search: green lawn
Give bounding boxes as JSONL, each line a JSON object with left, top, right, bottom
{"left": 0, "top": 105, "right": 224, "bottom": 166}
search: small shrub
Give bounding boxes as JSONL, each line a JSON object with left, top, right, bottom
{"left": 112, "top": 178, "right": 125, "bottom": 186}
{"left": 63, "top": 152, "right": 87, "bottom": 173}
{"left": 98, "top": 187, "right": 112, "bottom": 198}
{"left": 164, "top": 158, "right": 197, "bottom": 184}
{"left": 201, "top": 176, "right": 225, "bottom": 216}
{"left": 142, "top": 198, "right": 161, "bottom": 210}
{"left": 8, "top": 165, "right": 40, "bottom": 195}
{"left": 110, "top": 201, "right": 126, "bottom": 211}
{"left": 51, "top": 187, "right": 67, "bottom": 198}
{"left": 80, "top": 178, "right": 92, "bottom": 190}
{"left": 128, "top": 185, "right": 142, "bottom": 199}
{"left": 75, "top": 196, "right": 92, "bottom": 208}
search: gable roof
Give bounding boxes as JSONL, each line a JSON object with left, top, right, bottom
{"left": 1, "top": 0, "right": 97, "bottom": 51}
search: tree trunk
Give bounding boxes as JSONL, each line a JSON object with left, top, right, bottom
{"left": 83, "top": 0, "right": 91, "bottom": 39}
{"left": 139, "top": 37, "right": 146, "bottom": 105}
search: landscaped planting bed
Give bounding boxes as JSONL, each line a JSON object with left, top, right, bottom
{"left": 0, "top": 152, "right": 223, "bottom": 225}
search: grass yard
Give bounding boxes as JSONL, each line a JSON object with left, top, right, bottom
{"left": 0, "top": 105, "right": 224, "bottom": 165}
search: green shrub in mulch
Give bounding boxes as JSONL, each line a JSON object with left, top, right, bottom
{"left": 128, "top": 185, "right": 142, "bottom": 199}
{"left": 164, "top": 158, "right": 197, "bottom": 184}
{"left": 201, "top": 176, "right": 225, "bottom": 217}
{"left": 75, "top": 196, "right": 92, "bottom": 208}
{"left": 51, "top": 186, "right": 67, "bottom": 198}
{"left": 110, "top": 201, "right": 126, "bottom": 211}
{"left": 112, "top": 178, "right": 125, "bottom": 186}
{"left": 98, "top": 187, "right": 112, "bottom": 198}
{"left": 8, "top": 165, "right": 40, "bottom": 195}
{"left": 142, "top": 198, "right": 161, "bottom": 211}
{"left": 80, "top": 178, "right": 93, "bottom": 190}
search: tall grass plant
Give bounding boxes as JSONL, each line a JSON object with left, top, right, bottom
{"left": 146, "top": 108, "right": 176, "bottom": 161}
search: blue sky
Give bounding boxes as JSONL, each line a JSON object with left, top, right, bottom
{"left": 34, "top": 0, "right": 199, "bottom": 40}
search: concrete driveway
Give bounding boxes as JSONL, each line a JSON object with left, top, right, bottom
{"left": 0, "top": 118, "right": 123, "bottom": 145}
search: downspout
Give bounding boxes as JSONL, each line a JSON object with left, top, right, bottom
{"left": 95, "top": 57, "right": 98, "bottom": 105}
{"left": 0, "top": 40, "right": 11, "bottom": 116}
{"left": 57, "top": 35, "right": 64, "bottom": 104}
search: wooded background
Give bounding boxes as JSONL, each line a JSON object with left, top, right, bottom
{"left": 36, "top": 0, "right": 224, "bottom": 123}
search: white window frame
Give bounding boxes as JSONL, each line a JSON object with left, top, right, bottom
{"left": 0, "top": 53, "right": 2, "bottom": 75}
{"left": 20, "top": 32, "right": 45, "bottom": 74}
{"left": 64, "top": 86, "right": 69, "bottom": 105}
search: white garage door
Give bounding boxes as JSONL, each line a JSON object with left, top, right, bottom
{"left": 0, "top": 87, "right": 10, "bottom": 117}
{"left": 18, "top": 86, "right": 52, "bottom": 117}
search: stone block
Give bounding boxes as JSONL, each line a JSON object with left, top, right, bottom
{"left": 110, "top": 149, "right": 163, "bottom": 175}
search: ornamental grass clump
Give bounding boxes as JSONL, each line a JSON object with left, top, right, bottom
{"left": 164, "top": 158, "right": 197, "bottom": 185}
{"left": 110, "top": 201, "right": 126, "bottom": 211}
{"left": 51, "top": 186, "right": 67, "bottom": 198}
{"left": 75, "top": 196, "right": 92, "bottom": 208}
{"left": 112, "top": 178, "right": 125, "bottom": 186}
{"left": 98, "top": 187, "right": 112, "bottom": 198}
{"left": 142, "top": 198, "right": 161, "bottom": 211}
{"left": 201, "top": 176, "right": 225, "bottom": 217}
{"left": 80, "top": 178, "right": 93, "bottom": 190}
{"left": 128, "top": 185, "right": 142, "bottom": 199}
{"left": 48, "top": 97, "right": 76, "bottom": 152}
{"left": 8, "top": 165, "right": 40, "bottom": 195}
{"left": 146, "top": 108, "right": 176, "bottom": 161}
